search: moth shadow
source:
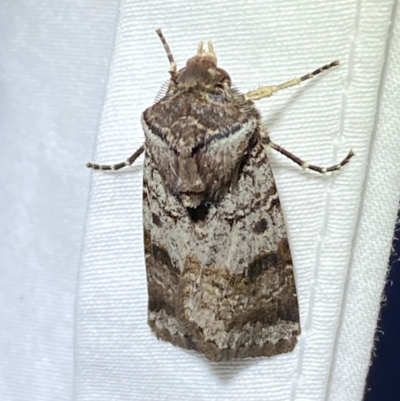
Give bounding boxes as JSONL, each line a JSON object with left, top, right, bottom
{"left": 193, "top": 353, "right": 267, "bottom": 382}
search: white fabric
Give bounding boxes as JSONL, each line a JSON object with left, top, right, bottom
{"left": 2, "top": 1, "right": 400, "bottom": 401}
{"left": 0, "top": 1, "right": 120, "bottom": 400}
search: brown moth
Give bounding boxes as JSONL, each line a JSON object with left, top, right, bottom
{"left": 87, "top": 29, "right": 353, "bottom": 362}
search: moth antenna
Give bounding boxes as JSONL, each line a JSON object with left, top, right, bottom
{"left": 156, "top": 29, "right": 177, "bottom": 73}
{"left": 245, "top": 60, "right": 340, "bottom": 101}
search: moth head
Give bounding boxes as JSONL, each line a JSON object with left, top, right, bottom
{"left": 178, "top": 40, "right": 231, "bottom": 88}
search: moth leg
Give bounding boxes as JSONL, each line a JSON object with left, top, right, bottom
{"left": 156, "top": 29, "right": 177, "bottom": 73}
{"left": 86, "top": 144, "right": 145, "bottom": 171}
{"left": 245, "top": 61, "right": 339, "bottom": 101}
{"left": 266, "top": 139, "right": 354, "bottom": 174}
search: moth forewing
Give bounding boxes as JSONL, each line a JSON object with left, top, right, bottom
{"left": 87, "top": 29, "right": 353, "bottom": 362}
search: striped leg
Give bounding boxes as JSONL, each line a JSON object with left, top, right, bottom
{"left": 245, "top": 61, "right": 339, "bottom": 101}
{"left": 265, "top": 138, "right": 354, "bottom": 174}
{"left": 249, "top": 60, "right": 352, "bottom": 173}
{"left": 86, "top": 144, "right": 145, "bottom": 171}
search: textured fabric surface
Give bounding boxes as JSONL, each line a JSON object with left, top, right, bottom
{"left": 0, "top": 1, "right": 119, "bottom": 401}
{"left": 2, "top": 0, "right": 400, "bottom": 401}
{"left": 78, "top": 1, "right": 399, "bottom": 400}
{"left": 330, "top": 1, "right": 400, "bottom": 399}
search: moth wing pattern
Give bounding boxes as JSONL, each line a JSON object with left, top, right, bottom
{"left": 86, "top": 29, "right": 353, "bottom": 362}
{"left": 143, "top": 131, "right": 300, "bottom": 362}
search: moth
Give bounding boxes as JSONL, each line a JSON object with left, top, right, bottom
{"left": 87, "top": 29, "right": 353, "bottom": 362}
